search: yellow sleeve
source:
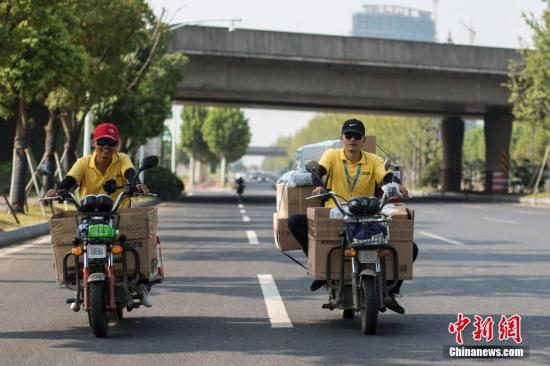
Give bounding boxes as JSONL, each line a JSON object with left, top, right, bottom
{"left": 66, "top": 157, "right": 87, "bottom": 185}
{"left": 319, "top": 149, "right": 335, "bottom": 176}
{"left": 373, "top": 154, "right": 389, "bottom": 185}
{"left": 118, "top": 153, "right": 136, "bottom": 176}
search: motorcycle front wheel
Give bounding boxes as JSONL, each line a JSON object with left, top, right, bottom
{"left": 360, "top": 277, "right": 378, "bottom": 335}
{"left": 88, "top": 282, "right": 109, "bottom": 337}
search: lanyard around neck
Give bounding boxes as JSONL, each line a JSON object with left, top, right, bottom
{"left": 343, "top": 160, "right": 361, "bottom": 193}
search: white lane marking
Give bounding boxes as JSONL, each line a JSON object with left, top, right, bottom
{"left": 482, "top": 217, "right": 518, "bottom": 225}
{"left": 418, "top": 231, "right": 465, "bottom": 246}
{"left": 0, "top": 235, "right": 50, "bottom": 258}
{"left": 242, "top": 215, "right": 251, "bottom": 222}
{"left": 517, "top": 210, "right": 548, "bottom": 216}
{"left": 238, "top": 203, "right": 244, "bottom": 209}
{"left": 240, "top": 209, "right": 246, "bottom": 214}
{"left": 257, "top": 274, "right": 293, "bottom": 328}
{"left": 422, "top": 210, "right": 444, "bottom": 215}
{"left": 246, "top": 230, "right": 260, "bottom": 245}
{"left": 461, "top": 204, "right": 483, "bottom": 210}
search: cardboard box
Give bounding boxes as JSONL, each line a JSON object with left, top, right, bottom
{"left": 364, "top": 135, "right": 376, "bottom": 153}
{"left": 307, "top": 237, "right": 352, "bottom": 280}
{"left": 273, "top": 213, "right": 302, "bottom": 251}
{"left": 49, "top": 207, "right": 159, "bottom": 284}
{"left": 383, "top": 204, "right": 414, "bottom": 243}
{"left": 384, "top": 240, "right": 413, "bottom": 280}
{"left": 306, "top": 206, "right": 414, "bottom": 281}
{"left": 307, "top": 207, "right": 344, "bottom": 240}
{"left": 276, "top": 184, "right": 322, "bottom": 218}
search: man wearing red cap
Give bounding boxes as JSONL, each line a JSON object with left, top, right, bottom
{"left": 46, "top": 122, "right": 149, "bottom": 208}
{"left": 46, "top": 122, "right": 153, "bottom": 306}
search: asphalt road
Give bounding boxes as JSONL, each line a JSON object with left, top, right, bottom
{"left": 1, "top": 185, "right": 549, "bottom": 365}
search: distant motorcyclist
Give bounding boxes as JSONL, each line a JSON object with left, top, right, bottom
{"left": 287, "top": 118, "right": 417, "bottom": 314}
{"left": 235, "top": 176, "right": 245, "bottom": 196}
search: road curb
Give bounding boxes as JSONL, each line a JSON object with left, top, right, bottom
{"left": 0, "top": 197, "right": 162, "bottom": 249}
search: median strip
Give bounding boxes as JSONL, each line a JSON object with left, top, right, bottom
{"left": 257, "top": 274, "right": 293, "bottom": 328}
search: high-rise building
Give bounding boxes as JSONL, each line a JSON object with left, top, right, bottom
{"left": 352, "top": 5, "right": 436, "bottom": 42}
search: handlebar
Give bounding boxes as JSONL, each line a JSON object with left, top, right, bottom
{"left": 41, "top": 189, "right": 157, "bottom": 213}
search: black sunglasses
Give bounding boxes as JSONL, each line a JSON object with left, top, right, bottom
{"left": 96, "top": 138, "right": 117, "bottom": 147}
{"left": 344, "top": 132, "right": 363, "bottom": 141}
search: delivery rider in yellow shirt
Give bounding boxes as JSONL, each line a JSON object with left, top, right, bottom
{"left": 288, "top": 119, "right": 418, "bottom": 315}
{"left": 45, "top": 122, "right": 153, "bottom": 306}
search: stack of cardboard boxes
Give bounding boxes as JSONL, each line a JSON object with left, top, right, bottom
{"left": 273, "top": 185, "right": 322, "bottom": 251}
{"left": 305, "top": 204, "right": 414, "bottom": 280}
{"left": 50, "top": 207, "right": 160, "bottom": 284}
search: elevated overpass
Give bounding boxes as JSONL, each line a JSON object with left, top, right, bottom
{"left": 245, "top": 146, "right": 287, "bottom": 157}
{"left": 169, "top": 26, "right": 520, "bottom": 192}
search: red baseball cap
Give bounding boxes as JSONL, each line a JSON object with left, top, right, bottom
{"left": 93, "top": 122, "right": 119, "bottom": 141}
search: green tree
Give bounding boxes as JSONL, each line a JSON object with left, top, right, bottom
{"left": 46, "top": 0, "right": 154, "bottom": 171}
{"left": 96, "top": 49, "right": 187, "bottom": 156}
{"left": 0, "top": 1, "right": 86, "bottom": 211}
{"left": 508, "top": 2, "right": 550, "bottom": 165}
{"left": 180, "top": 106, "right": 216, "bottom": 162}
{"left": 202, "top": 107, "right": 251, "bottom": 185}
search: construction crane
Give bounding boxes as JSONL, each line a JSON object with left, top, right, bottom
{"left": 458, "top": 20, "right": 476, "bottom": 45}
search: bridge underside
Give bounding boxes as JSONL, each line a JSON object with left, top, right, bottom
{"left": 173, "top": 55, "right": 510, "bottom": 118}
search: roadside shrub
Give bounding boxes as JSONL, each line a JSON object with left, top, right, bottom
{"left": 144, "top": 166, "right": 184, "bottom": 201}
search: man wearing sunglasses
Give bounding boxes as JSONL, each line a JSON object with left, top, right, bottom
{"left": 288, "top": 118, "right": 417, "bottom": 315}
{"left": 45, "top": 122, "right": 153, "bottom": 306}
{"left": 46, "top": 122, "right": 149, "bottom": 208}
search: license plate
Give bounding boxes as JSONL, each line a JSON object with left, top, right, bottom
{"left": 87, "top": 245, "right": 107, "bottom": 259}
{"left": 358, "top": 250, "right": 378, "bottom": 263}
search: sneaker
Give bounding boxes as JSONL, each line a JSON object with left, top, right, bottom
{"left": 310, "top": 280, "right": 326, "bottom": 292}
{"left": 139, "top": 284, "right": 153, "bottom": 307}
{"left": 384, "top": 294, "right": 405, "bottom": 314}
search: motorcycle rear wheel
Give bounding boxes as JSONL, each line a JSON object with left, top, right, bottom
{"left": 360, "top": 277, "right": 378, "bottom": 335}
{"left": 88, "top": 282, "right": 109, "bottom": 337}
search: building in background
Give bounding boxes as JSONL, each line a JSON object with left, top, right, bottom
{"left": 352, "top": 5, "right": 436, "bottom": 42}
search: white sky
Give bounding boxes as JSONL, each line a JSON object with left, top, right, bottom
{"left": 151, "top": 0, "right": 547, "bottom": 166}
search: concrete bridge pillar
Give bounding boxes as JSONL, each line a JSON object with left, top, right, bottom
{"left": 441, "top": 117, "right": 464, "bottom": 191}
{"left": 484, "top": 110, "right": 513, "bottom": 193}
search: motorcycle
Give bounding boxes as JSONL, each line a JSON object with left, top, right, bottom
{"left": 41, "top": 156, "right": 161, "bottom": 337}
{"left": 235, "top": 177, "right": 245, "bottom": 197}
{"left": 305, "top": 160, "right": 403, "bottom": 335}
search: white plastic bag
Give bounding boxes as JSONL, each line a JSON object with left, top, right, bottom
{"left": 276, "top": 170, "right": 313, "bottom": 187}
{"left": 295, "top": 139, "right": 342, "bottom": 172}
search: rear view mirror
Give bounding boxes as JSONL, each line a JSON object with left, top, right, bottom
{"left": 305, "top": 160, "right": 321, "bottom": 176}
{"left": 139, "top": 156, "right": 159, "bottom": 171}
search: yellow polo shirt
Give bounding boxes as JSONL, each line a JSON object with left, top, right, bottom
{"left": 67, "top": 151, "right": 135, "bottom": 208}
{"left": 319, "top": 148, "right": 388, "bottom": 208}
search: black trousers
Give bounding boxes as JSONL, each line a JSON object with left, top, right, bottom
{"left": 287, "top": 213, "right": 419, "bottom": 294}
